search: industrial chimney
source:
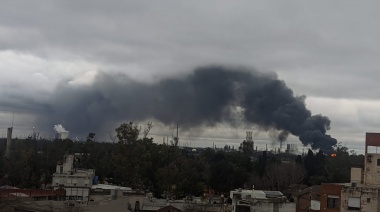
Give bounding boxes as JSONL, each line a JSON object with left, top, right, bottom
{"left": 5, "top": 127, "right": 12, "bottom": 157}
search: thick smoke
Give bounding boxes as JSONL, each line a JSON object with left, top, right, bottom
{"left": 46, "top": 66, "right": 337, "bottom": 153}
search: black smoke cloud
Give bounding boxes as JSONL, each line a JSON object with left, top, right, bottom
{"left": 45, "top": 66, "right": 337, "bottom": 153}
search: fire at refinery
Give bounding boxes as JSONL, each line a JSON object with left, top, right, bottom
{"left": 43, "top": 66, "right": 337, "bottom": 154}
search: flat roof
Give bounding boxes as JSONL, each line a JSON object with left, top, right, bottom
{"left": 91, "top": 184, "right": 132, "bottom": 191}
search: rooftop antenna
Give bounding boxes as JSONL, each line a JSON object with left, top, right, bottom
{"left": 11, "top": 112, "right": 14, "bottom": 128}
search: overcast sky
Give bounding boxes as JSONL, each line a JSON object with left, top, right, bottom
{"left": 1, "top": 1, "right": 380, "bottom": 154}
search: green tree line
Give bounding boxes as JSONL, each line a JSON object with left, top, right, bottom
{"left": 0, "top": 122, "right": 364, "bottom": 198}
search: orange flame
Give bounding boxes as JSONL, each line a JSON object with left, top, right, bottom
{"left": 331, "top": 153, "right": 337, "bottom": 157}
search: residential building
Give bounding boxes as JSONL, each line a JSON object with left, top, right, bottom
{"left": 320, "top": 183, "right": 344, "bottom": 212}
{"left": 302, "top": 133, "right": 380, "bottom": 212}
{"left": 52, "top": 154, "right": 95, "bottom": 202}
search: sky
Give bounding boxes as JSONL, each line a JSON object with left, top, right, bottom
{"left": 1, "top": 1, "right": 380, "bottom": 154}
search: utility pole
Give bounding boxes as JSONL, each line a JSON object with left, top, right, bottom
{"left": 174, "top": 124, "right": 179, "bottom": 146}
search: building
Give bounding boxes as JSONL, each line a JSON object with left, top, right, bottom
{"left": 55, "top": 131, "right": 69, "bottom": 139}
{"left": 0, "top": 187, "right": 65, "bottom": 201}
{"left": 157, "top": 205, "right": 182, "bottom": 212}
{"left": 286, "top": 144, "right": 298, "bottom": 155}
{"left": 52, "top": 154, "right": 95, "bottom": 202}
{"left": 320, "top": 183, "right": 344, "bottom": 212}
{"left": 320, "top": 133, "right": 380, "bottom": 212}
{"left": 296, "top": 185, "right": 320, "bottom": 212}
{"left": 333, "top": 133, "right": 380, "bottom": 211}
{"left": 230, "top": 188, "right": 295, "bottom": 212}
{"left": 0, "top": 187, "right": 65, "bottom": 212}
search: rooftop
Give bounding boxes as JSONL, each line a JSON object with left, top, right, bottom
{"left": 91, "top": 184, "right": 132, "bottom": 191}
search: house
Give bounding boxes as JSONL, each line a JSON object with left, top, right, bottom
{"left": 283, "top": 184, "right": 308, "bottom": 202}
{"left": 320, "top": 183, "right": 344, "bottom": 212}
{"left": 296, "top": 185, "right": 320, "bottom": 212}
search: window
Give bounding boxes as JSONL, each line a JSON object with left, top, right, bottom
{"left": 367, "top": 198, "right": 371, "bottom": 203}
{"left": 327, "top": 195, "right": 339, "bottom": 208}
{"left": 236, "top": 205, "right": 250, "bottom": 212}
{"left": 377, "top": 159, "right": 380, "bottom": 166}
{"left": 348, "top": 197, "right": 360, "bottom": 211}
{"left": 135, "top": 201, "right": 140, "bottom": 211}
{"left": 233, "top": 193, "right": 242, "bottom": 199}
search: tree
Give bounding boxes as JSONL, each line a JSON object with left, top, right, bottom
{"left": 253, "top": 151, "right": 268, "bottom": 178}
{"left": 315, "top": 150, "right": 327, "bottom": 176}
{"left": 207, "top": 152, "right": 252, "bottom": 193}
{"left": 326, "top": 143, "right": 351, "bottom": 183}
{"left": 295, "top": 155, "right": 302, "bottom": 164}
{"left": 265, "top": 162, "right": 305, "bottom": 190}
{"left": 304, "top": 149, "right": 316, "bottom": 177}
{"left": 239, "top": 140, "right": 254, "bottom": 155}
{"left": 115, "top": 122, "right": 140, "bottom": 145}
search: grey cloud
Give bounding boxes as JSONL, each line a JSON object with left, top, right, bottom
{"left": 0, "top": 94, "right": 52, "bottom": 114}
{"left": 1, "top": 1, "right": 380, "bottom": 152}
{"left": 2, "top": 1, "right": 380, "bottom": 98}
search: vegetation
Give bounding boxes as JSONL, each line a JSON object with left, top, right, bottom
{"left": 0, "top": 122, "right": 364, "bottom": 198}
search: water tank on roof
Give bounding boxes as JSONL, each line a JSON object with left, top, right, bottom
{"left": 93, "top": 176, "right": 99, "bottom": 185}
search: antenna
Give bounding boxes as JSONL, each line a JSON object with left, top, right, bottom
{"left": 11, "top": 112, "right": 14, "bottom": 128}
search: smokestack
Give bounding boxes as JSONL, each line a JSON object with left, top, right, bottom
{"left": 5, "top": 127, "right": 12, "bottom": 157}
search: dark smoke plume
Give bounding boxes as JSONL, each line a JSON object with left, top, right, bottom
{"left": 44, "top": 66, "right": 337, "bottom": 153}
{"left": 278, "top": 131, "right": 289, "bottom": 142}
